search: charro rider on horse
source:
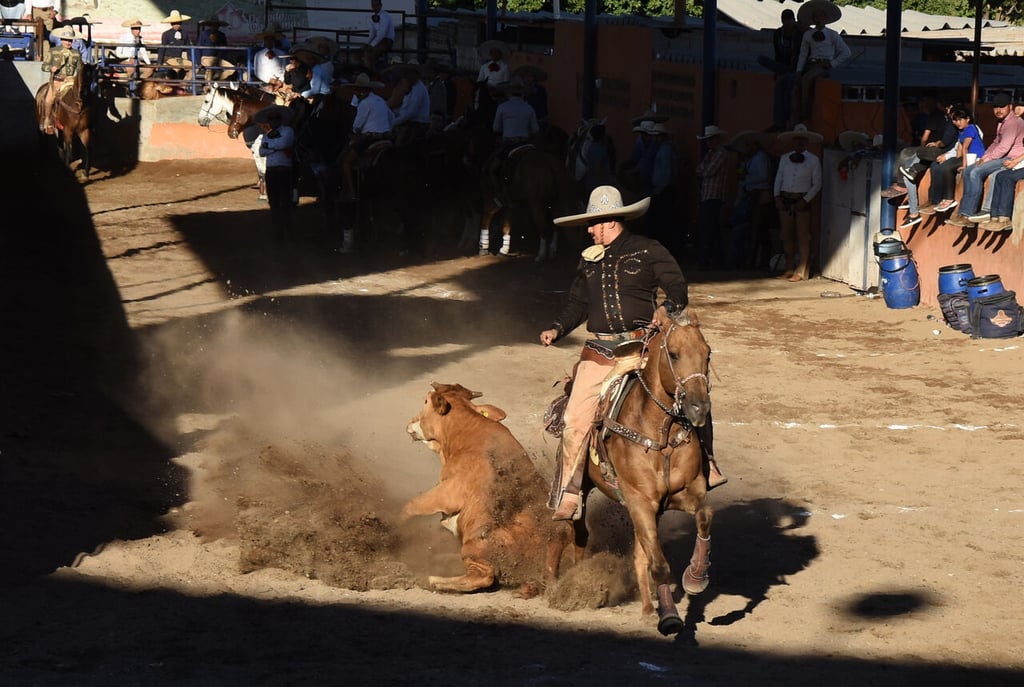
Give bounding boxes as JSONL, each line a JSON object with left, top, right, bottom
{"left": 340, "top": 72, "right": 394, "bottom": 201}
{"left": 539, "top": 185, "right": 727, "bottom": 521}
{"left": 41, "top": 25, "right": 82, "bottom": 135}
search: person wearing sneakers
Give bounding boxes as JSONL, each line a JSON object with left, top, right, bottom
{"left": 538, "top": 185, "right": 726, "bottom": 521}
{"left": 978, "top": 147, "right": 1024, "bottom": 232}
{"left": 919, "top": 107, "right": 985, "bottom": 218}
{"left": 897, "top": 103, "right": 959, "bottom": 230}
{"left": 773, "top": 123, "right": 822, "bottom": 282}
{"left": 948, "top": 92, "right": 1024, "bottom": 228}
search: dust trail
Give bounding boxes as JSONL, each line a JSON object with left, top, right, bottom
{"left": 131, "top": 307, "right": 631, "bottom": 603}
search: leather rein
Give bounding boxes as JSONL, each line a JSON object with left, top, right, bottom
{"left": 602, "top": 322, "right": 711, "bottom": 453}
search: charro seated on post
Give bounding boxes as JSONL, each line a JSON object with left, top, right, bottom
{"left": 538, "top": 185, "right": 727, "bottom": 522}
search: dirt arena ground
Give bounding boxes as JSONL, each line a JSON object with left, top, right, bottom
{"left": 3, "top": 83, "right": 1023, "bottom": 684}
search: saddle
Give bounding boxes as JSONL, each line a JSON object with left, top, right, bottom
{"left": 357, "top": 138, "right": 394, "bottom": 170}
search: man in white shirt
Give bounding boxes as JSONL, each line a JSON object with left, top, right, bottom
{"left": 341, "top": 72, "right": 394, "bottom": 200}
{"left": 252, "top": 28, "right": 288, "bottom": 92}
{"left": 391, "top": 66, "right": 431, "bottom": 146}
{"left": 255, "top": 105, "right": 297, "bottom": 239}
{"left": 115, "top": 18, "right": 155, "bottom": 81}
{"left": 773, "top": 124, "right": 822, "bottom": 282}
{"left": 792, "top": 0, "right": 850, "bottom": 126}
{"left": 362, "top": 0, "right": 394, "bottom": 71}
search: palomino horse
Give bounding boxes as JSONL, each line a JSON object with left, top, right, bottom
{"left": 576, "top": 308, "right": 714, "bottom": 635}
{"left": 35, "top": 63, "right": 95, "bottom": 178}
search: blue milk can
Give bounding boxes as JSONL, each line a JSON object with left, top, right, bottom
{"left": 938, "top": 264, "right": 974, "bottom": 295}
{"left": 879, "top": 250, "right": 921, "bottom": 309}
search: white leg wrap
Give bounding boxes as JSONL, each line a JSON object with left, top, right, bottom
{"left": 499, "top": 233, "right": 512, "bottom": 255}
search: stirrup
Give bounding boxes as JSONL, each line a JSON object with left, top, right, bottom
{"left": 551, "top": 491, "right": 581, "bottom": 521}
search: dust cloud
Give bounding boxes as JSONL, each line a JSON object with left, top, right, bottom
{"left": 130, "top": 306, "right": 634, "bottom": 603}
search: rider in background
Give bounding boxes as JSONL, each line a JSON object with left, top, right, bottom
{"left": 390, "top": 65, "right": 431, "bottom": 146}
{"left": 252, "top": 27, "right": 288, "bottom": 93}
{"left": 539, "top": 185, "right": 726, "bottom": 521}
{"left": 41, "top": 25, "right": 82, "bottom": 135}
{"left": 340, "top": 72, "right": 394, "bottom": 201}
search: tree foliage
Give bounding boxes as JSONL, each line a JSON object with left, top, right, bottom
{"left": 427, "top": 0, "right": 1022, "bottom": 25}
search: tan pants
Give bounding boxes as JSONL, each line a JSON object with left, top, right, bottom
{"left": 554, "top": 357, "right": 610, "bottom": 498}
{"left": 778, "top": 198, "right": 812, "bottom": 279}
{"left": 164, "top": 57, "right": 194, "bottom": 82}
{"left": 201, "top": 55, "right": 236, "bottom": 82}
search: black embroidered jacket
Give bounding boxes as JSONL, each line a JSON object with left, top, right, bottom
{"left": 550, "top": 232, "right": 688, "bottom": 339}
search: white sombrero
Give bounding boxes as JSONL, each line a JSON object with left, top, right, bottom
{"left": 697, "top": 124, "right": 727, "bottom": 140}
{"left": 160, "top": 10, "right": 191, "bottom": 23}
{"left": 838, "top": 130, "right": 870, "bottom": 152}
{"left": 798, "top": 0, "right": 842, "bottom": 26}
{"left": 778, "top": 123, "right": 824, "bottom": 144}
{"left": 554, "top": 186, "right": 650, "bottom": 226}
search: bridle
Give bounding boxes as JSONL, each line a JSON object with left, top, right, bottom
{"left": 637, "top": 322, "right": 711, "bottom": 420}
{"left": 199, "top": 88, "right": 233, "bottom": 127}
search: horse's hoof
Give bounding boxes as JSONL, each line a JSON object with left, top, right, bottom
{"left": 657, "top": 613, "right": 684, "bottom": 636}
{"left": 682, "top": 565, "right": 710, "bottom": 595}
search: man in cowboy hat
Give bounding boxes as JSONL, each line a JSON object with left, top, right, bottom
{"left": 115, "top": 19, "right": 155, "bottom": 81}
{"left": 695, "top": 124, "right": 730, "bottom": 270}
{"left": 255, "top": 105, "right": 297, "bottom": 239}
{"left": 340, "top": 72, "right": 394, "bottom": 201}
{"left": 39, "top": 24, "right": 81, "bottom": 135}
{"left": 252, "top": 27, "right": 288, "bottom": 92}
{"left": 475, "top": 40, "right": 509, "bottom": 125}
{"left": 390, "top": 64, "right": 431, "bottom": 146}
{"left": 198, "top": 16, "right": 235, "bottom": 82}
{"left": 298, "top": 37, "right": 335, "bottom": 100}
{"left": 773, "top": 124, "right": 823, "bottom": 282}
{"left": 363, "top": 0, "right": 394, "bottom": 71}
{"left": 426, "top": 61, "right": 457, "bottom": 130}
{"left": 514, "top": 64, "right": 548, "bottom": 125}
{"left": 539, "top": 185, "right": 726, "bottom": 521}
{"left": 792, "top": 0, "right": 850, "bottom": 126}
{"left": 157, "top": 10, "right": 194, "bottom": 82}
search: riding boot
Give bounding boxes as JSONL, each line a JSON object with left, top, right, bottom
{"left": 695, "top": 417, "right": 727, "bottom": 490}
{"left": 549, "top": 441, "right": 587, "bottom": 521}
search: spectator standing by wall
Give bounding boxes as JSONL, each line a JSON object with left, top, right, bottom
{"left": 694, "top": 124, "right": 729, "bottom": 270}
{"left": 773, "top": 124, "right": 822, "bottom": 282}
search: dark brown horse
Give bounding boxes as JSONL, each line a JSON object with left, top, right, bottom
{"left": 35, "top": 63, "right": 94, "bottom": 178}
{"left": 471, "top": 130, "right": 580, "bottom": 261}
{"left": 576, "top": 308, "right": 714, "bottom": 635}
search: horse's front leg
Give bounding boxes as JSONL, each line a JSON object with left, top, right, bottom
{"left": 623, "top": 493, "right": 683, "bottom": 635}
{"left": 682, "top": 501, "right": 713, "bottom": 595}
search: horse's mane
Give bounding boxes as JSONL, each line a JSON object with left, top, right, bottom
{"left": 668, "top": 307, "right": 698, "bottom": 328}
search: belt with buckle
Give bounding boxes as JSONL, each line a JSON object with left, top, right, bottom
{"left": 592, "top": 328, "right": 645, "bottom": 343}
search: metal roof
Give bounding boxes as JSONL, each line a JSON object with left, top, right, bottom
{"left": 715, "top": 0, "right": 1010, "bottom": 36}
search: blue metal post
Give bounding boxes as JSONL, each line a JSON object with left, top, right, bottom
{"left": 487, "top": 0, "right": 496, "bottom": 40}
{"left": 881, "top": 1, "right": 902, "bottom": 234}
{"left": 582, "top": 0, "right": 596, "bottom": 119}
{"left": 702, "top": 0, "right": 717, "bottom": 131}
{"left": 417, "top": 0, "right": 428, "bottom": 64}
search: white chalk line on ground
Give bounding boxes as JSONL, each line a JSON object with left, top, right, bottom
{"left": 723, "top": 420, "right": 1017, "bottom": 431}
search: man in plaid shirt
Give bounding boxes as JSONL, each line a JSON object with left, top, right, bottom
{"left": 695, "top": 125, "right": 730, "bottom": 269}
